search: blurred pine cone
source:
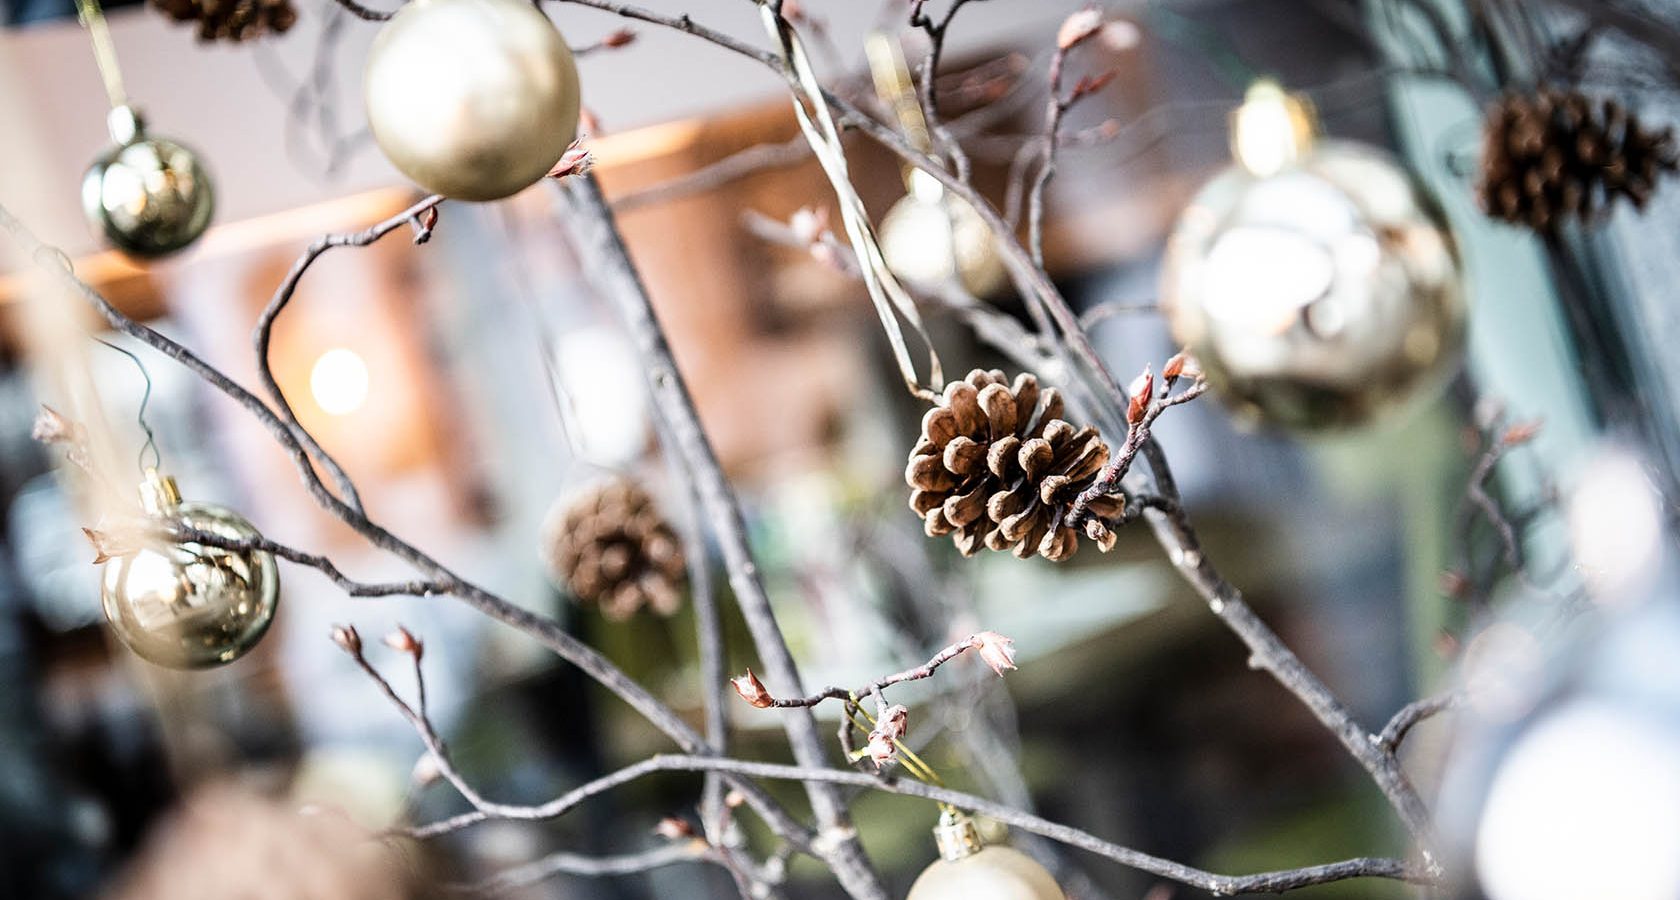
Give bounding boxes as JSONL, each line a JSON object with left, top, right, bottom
{"left": 1478, "top": 88, "right": 1678, "bottom": 232}
{"left": 151, "top": 0, "right": 298, "bottom": 42}
{"left": 906, "top": 369, "right": 1122, "bottom": 562}
{"left": 542, "top": 478, "right": 686, "bottom": 619}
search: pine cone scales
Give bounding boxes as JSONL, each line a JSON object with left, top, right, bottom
{"left": 1478, "top": 88, "right": 1678, "bottom": 232}
{"left": 151, "top": 0, "right": 297, "bottom": 42}
{"left": 907, "top": 369, "right": 1122, "bottom": 562}
{"left": 543, "top": 479, "right": 686, "bottom": 620}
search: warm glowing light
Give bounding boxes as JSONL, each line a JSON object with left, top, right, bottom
{"left": 1231, "top": 80, "right": 1315, "bottom": 177}
{"left": 1477, "top": 702, "right": 1680, "bottom": 900}
{"left": 310, "top": 348, "right": 370, "bottom": 416}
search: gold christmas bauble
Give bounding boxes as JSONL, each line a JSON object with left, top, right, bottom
{"left": 1161, "top": 138, "right": 1465, "bottom": 431}
{"left": 363, "top": 0, "right": 580, "bottom": 201}
{"left": 881, "top": 172, "right": 1007, "bottom": 297}
{"left": 100, "top": 470, "right": 279, "bottom": 669}
{"left": 81, "top": 106, "right": 214, "bottom": 259}
{"left": 907, "top": 812, "right": 1066, "bottom": 900}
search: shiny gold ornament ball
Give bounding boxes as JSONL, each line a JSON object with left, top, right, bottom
{"left": 881, "top": 174, "right": 1008, "bottom": 297}
{"left": 1160, "top": 139, "right": 1466, "bottom": 431}
{"left": 363, "top": 0, "right": 580, "bottom": 201}
{"left": 81, "top": 106, "right": 214, "bottom": 259}
{"left": 100, "top": 471, "right": 279, "bottom": 669}
{"left": 907, "top": 812, "right": 1066, "bottom": 900}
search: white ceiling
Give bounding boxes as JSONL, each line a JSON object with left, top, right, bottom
{"left": 0, "top": 0, "right": 1083, "bottom": 258}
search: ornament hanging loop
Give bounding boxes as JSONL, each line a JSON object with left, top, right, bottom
{"left": 138, "top": 467, "right": 181, "bottom": 515}
{"left": 865, "top": 32, "right": 936, "bottom": 193}
{"left": 74, "top": 0, "right": 129, "bottom": 111}
{"left": 933, "top": 809, "right": 983, "bottom": 862}
{"left": 759, "top": 3, "right": 944, "bottom": 404}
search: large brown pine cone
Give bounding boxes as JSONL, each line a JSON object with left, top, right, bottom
{"left": 542, "top": 478, "right": 686, "bottom": 620}
{"left": 1478, "top": 88, "right": 1678, "bottom": 232}
{"left": 151, "top": 0, "right": 297, "bottom": 42}
{"left": 906, "top": 369, "right": 1122, "bottom": 562}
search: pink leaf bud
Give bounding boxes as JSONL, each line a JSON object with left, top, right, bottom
{"left": 331, "top": 624, "right": 363, "bottom": 657}
{"left": 731, "top": 669, "right": 774, "bottom": 708}
{"left": 1057, "top": 7, "right": 1103, "bottom": 50}
{"left": 973, "top": 631, "right": 1018, "bottom": 676}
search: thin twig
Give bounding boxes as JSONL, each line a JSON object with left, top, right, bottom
{"left": 1068, "top": 376, "right": 1209, "bottom": 527}
{"left": 0, "top": 202, "right": 818, "bottom": 865}
{"left": 414, "top": 753, "right": 1435, "bottom": 896}
{"left": 909, "top": 0, "right": 984, "bottom": 182}
{"left": 751, "top": 633, "right": 1002, "bottom": 709}
{"left": 252, "top": 193, "right": 444, "bottom": 516}
{"left": 449, "top": 842, "right": 713, "bottom": 895}
{"left": 1134, "top": 438, "right": 1438, "bottom": 858}
{"left": 329, "top": 0, "right": 396, "bottom": 21}
{"left": 165, "top": 523, "right": 451, "bottom": 597}
{"left": 613, "top": 134, "right": 819, "bottom": 212}
{"left": 1376, "top": 690, "right": 1464, "bottom": 754}
{"left": 556, "top": 173, "right": 887, "bottom": 900}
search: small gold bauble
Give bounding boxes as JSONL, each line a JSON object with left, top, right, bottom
{"left": 363, "top": 0, "right": 580, "bottom": 201}
{"left": 907, "top": 812, "right": 1066, "bottom": 900}
{"left": 881, "top": 172, "right": 1008, "bottom": 297}
{"left": 81, "top": 106, "right": 214, "bottom": 259}
{"left": 100, "top": 470, "right": 279, "bottom": 669}
{"left": 1160, "top": 138, "right": 1466, "bottom": 431}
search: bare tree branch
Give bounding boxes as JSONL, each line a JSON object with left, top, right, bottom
{"left": 0, "top": 201, "right": 820, "bottom": 868}
{"left": 414, "top": 753, "right": 1435, "bottom": 896}
{"left": 449, "top": 842, "right": 719, "bottom": 896}
{"left": 734, "top": 632, "right": 1013, "bottom": 709}
{"left": 1134, "top": 438, "right": 1438, "bottom": 858}
{"left": 556, "top": 172, "right": 887, "bottom": 899}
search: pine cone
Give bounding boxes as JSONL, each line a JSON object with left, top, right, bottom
{"left": 151, "top": 0, "right": 298, "bottom": 42}
{"left": 906, "top": 369, "right": 1123, "bottom": 562}
{"left": 1478, "top": 88, "right": 1678, "bottom": 232}
{"left": 541, "top": 478, "right": 686, "bottom": 620}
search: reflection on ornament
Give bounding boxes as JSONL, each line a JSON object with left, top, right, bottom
{"left": 1160, "top": 81, "right": 1465, "bottom": 431}
{"left": 100, "top": 469, "right": 278, "bottom": 669}
{"left": 81, "top": 106, "right": 214, "bottom": 258}
{"left": 881, "top": 171, "right": 1008, "bottom": 297}
{"left": 907, "top": 811, "right": 1065, "bottom": 900}
{"left": 363, "top": 0, "right": 580, "bottom": 201}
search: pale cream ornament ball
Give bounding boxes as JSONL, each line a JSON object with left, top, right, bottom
{"left": 1160, "top": 81, "right": 1466, "bottom": 431}
{"left": 881, "top": 171, "right": 1008, "bottom": 297}
{"left": 906, "top": 811, "right": 1066, "bottom": 900}
{"left": 363, "top": 0, "right": 581, "bottom": 201}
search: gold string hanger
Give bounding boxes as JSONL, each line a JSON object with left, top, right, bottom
{"left": 865, "top": 32, "right": 942, "bottom": 200}
{"left": 74, "top": 0, "right": 151, "bottom": 150}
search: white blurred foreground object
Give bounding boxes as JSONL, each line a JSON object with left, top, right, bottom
{"left": 1440, "top": 446, "right": 1680, "bottom": 900}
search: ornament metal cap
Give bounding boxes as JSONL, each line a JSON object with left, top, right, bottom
{"left": 138, "top": 467, "right": 181, "bottom": 515}
{"left": 1230, "top": 79, "right": 1318, "bottom": 176}
{"left": 106, "top": 105, "right": 143, "bottom": 146}
{"left": 933, "top": 809, "right": 983, "bottom": 862}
